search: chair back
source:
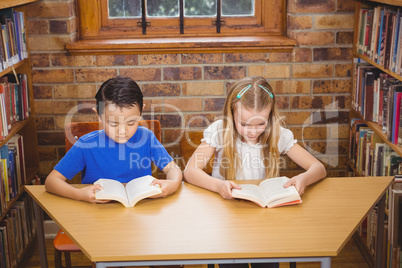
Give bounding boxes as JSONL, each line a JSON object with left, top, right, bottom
{"left": 65, "top": 120, "right": 161, "bottom": 152}
{"left": 180, "top": 130, "right": 214, "bottom": 175}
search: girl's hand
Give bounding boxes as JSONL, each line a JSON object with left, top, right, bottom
{"left": 77, "top": 184, "right": 110, "bottom": 204}
{"left": 284, "top": 174, "right": 307, "bottom": 195}
{"left": 217, "top": 180, "right": 241, "bottom": 199}
{"left": 150, "top": 179, "right": 180, "bottom": 198}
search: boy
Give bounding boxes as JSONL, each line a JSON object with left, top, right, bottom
{"left": 45, "top": 76, "right": 182, "bottom": 203}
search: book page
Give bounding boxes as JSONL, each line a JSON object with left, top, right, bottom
{"left": 231, "top": 184, "right": 266, "bottom": 207}
{"left": 125, "top": 175, "right": 162, "bottom": 207}
{"left": 259, "top": 177, "right": 300, "bottom": 205}
{"left": 94, "top": 179, "right": 129, "bottom": 207}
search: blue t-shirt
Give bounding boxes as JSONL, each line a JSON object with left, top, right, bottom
{"left": 54, "top": 126, "right": 173, "bottom": 184}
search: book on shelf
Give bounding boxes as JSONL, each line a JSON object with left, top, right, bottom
{"left": 94, "top": 175, "right": 162, "bottom": 207}
{"left": 357, "top": 3, "right": 402, "bottom": 75}
{"left": 231, "top": 176, "right": 302, "bottom": 208}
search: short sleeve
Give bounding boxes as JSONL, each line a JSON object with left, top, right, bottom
{"left": 201, "top": 120, "right": 224, "bottom": 149}
{"left": 54, "top": 140, "right": 86, "bottom": 180}
{"left": 278, "top": 127, "right": 297, "bottom": 154}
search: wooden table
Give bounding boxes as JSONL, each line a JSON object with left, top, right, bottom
{"left": 25, "top": 176, "right": 394, "bottom": 268}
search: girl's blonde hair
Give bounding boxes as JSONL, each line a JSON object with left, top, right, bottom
{"left": 220, "top": 76, "right": 283, "bottom": 180}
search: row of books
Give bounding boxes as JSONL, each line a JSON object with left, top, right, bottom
{"left": 357, "top": 4, "right": 402, "bottom": 75}
{"left": 0, "top": 134, "right": 26, "bottom": 216}
{"left": 0, "top": 193, "right": 36, "bottom": 268}
{"left": 349, "top": 118, "right": 401, "bottom": 176}
{"left": 353, "top": 64, "right": 402, "bottom": 145}
{"left": 0, "top": 73, "right": 30, "bottom": 141}
{"left": 0, "top": 8, "right": 27, "bottom": 71}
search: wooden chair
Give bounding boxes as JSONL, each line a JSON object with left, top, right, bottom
{"left": 54, "top": 120, "right": 161, "bottom": 268}
{"left": 179, "top": 130, "right": 214, "bottom": 175}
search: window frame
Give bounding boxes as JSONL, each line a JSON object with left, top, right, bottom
{"left": 66, "top": 0, "right": 296, "bottom": 54}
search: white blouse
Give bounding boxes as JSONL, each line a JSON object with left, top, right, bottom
{"left": 202, "top": 120, "right": 297, "bottom": 180}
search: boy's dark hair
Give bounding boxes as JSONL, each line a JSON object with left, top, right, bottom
{"left": 95, "top": 76, "right": 143, "bottom": 115}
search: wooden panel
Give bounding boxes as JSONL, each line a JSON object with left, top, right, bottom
{"left": 0, "top": 0, "right": 37, "bottom": 9}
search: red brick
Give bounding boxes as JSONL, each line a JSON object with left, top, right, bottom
{"left": 33, "top": 85, "right": 52, "bottom": 99}
{"left": 313, "top": 48, "right": 352, "bottom": 61}
{"left": 336, "top": 32, "right": 353, "bottom": 45}
{"left": 290, "top": 126, "right": 328, "bottom": 140}
{"left": 163, "top": 67, "right": 202, "bottom": 81}
{"left": 51, "top": 54, "right": 95, "bottom": 67}
{"left": 337, "top": 0, "right": 355, "bottom": 12}
{"left": 29, "top": 35, "right": 74, "bottom": 51}
{"left": 36, "top": 116, "right": 55, "bottom": 130}
{"left": 288, "top": 32, "right": 335, "bottom": 46}
{"left": 335, "top": 64, "right": 352, "bottom": 77}
{"left": 140, "top": 54, "right": 180, "bottom": 65}
{"left": 334, "top": 95, "right": 351, "bottom": 109}
{"left": 182, "top": 82, "right": 224, "bottom": 96}
{"left": 119, "top": 68, "right": 161, "bottom": 81}
{"left": 37, "top": 131, "right": 65, "bottom": 146}
{"left": 225, "top": 53, "right": 267, "bottom": 63}
{"left": 142, "top": 83, "right": 180, "bottom": 97}
{"left": 181, "top": 53, "right": 223, "bottom": 64}
{"left": 54, "top": 84, "right": 97, "bottom": 99}
{"left": 35, "top": 100, "right": 77, "bottom": 114}
{"left": 204, "top": 66, "right": 246, "bottom": 80}
{"left": 143, "top": 99, "right": 163, "bottom": 113}
{"left": 313, "top": 80, "right": 351, "bottom": 93}
{"left": 248, "top": 65, "right": 290, "bottom": 78}
{"left": 292, "top": 64, "right": 333, "bottom": 78}
{"left": 276, "top": 96, "right": 290, "bottom": 109}
{"left": 33, "top": 69, "right": 75, "bottom": 83}
{"left": 50, "top": 20, "right": 68, "bottom": 34}
{"left": 95, "top": 55, "right": 139, "bottom": 66}
{"left": 291, "top": 96, "right": 332, "bottom": 109}
{"left": 288, "top": 0, "right": 335, "bottom": 13}
{"left": 294, "top": 48, "right": 312, "bottom": 62}
{"left": 75, "top": 68, "right": 117, "bottom": 83}
{"left": 282, "top": 111, "right": 311, "bottom": 125}
{"left": 38, "top": 147, "right": 57, "bottom": 161}
{"left": 27, "top": 20, "right": 49, "bottom": 35}
{"left": 27, "top": 2, "right": 74, "bottom": 18}
{"left": 204, "top": 98, "right": 226, "bottom": 111}
{"left": 269, "top": 80, "right": 311, "bottom": 94}
{"left": 315, "top": 15, "right": 354, "bottom": 30}
{"left": 31, "top": 53, "right": 50, "bottom": 67}
{"left": 164, "top": 98, "right": 203, "bottom": 112}
{"left": 268, "top": 52, "right": 293, "bottom": 63}
{"left": 184, "top": 114, "right": 217, "bottom": 128}
{"left": 287, "top": 15, "right": 312, "bottom": 30}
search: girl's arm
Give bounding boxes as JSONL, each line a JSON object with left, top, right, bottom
{"left": 151, "top": 161, "right": 182, "bottom": 197}
{"left": 284, "top": 144, "right": 327, "bottom": 195}
{"left": 183, "top": 142, "right": 241, "bottom": 199}
{"left": 45, "top": 170, "right": 106, "bottom": 203}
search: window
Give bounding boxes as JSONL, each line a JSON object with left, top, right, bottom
{"left": 67, "top": 0, "right": 295, "bottom": 54}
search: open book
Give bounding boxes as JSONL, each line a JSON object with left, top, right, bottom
{"left": 94, "top": 175, "right": 162, "bottom": 207}
{"left": 231, "top": 176, "right": 302, "bottom": 208}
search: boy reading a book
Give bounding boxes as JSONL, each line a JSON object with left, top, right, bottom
{"left": 45, "top": 76, "right": 182, "bottom": 203}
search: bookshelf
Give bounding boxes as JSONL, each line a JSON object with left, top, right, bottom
{"left": 0, "top": 0, "right": 40, "bottom": 267}
{"left": 352, "top": 0, "right": 402, "bottom": 267}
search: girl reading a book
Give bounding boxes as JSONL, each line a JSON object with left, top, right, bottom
{"left": 184, "top": 75, "right": 326, "bottom": 199}
{"left": 184, "top": 76, "right": 326, "bottom": 268}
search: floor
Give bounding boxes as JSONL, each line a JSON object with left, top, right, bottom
{"left": 25, "top": 237, "right": 369, "bottom": 268}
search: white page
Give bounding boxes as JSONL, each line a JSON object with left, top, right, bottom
{"left": 95, "top": 179, "right": 129, "bottom": 206}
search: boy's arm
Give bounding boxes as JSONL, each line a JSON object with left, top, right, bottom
{"left": 45, "top": 169, "right": 105, "bottom": 204}
{"left": 150, "top": 160, "right": 182, "bottom": 198}
{"left": 284, "top": 144, "right": 327, "bottom": 195}
{"left": 183, "top": 142, "right": 240, "bottom": 199}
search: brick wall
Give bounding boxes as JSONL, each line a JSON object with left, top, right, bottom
{"left": 27, "top": 0, "right": 354, "bottom": 179}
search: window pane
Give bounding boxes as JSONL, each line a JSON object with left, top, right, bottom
{"left": 147, "top": 0, "right": 179, "bottom": 17}
{"left": 222, "top": 0, "right": 253, "bottom": 16}
{"left": 185, "top": 0, "right": 216, "bottom": 17}
{"left": 109, "top": 0, "right": 141, "bottom": 18}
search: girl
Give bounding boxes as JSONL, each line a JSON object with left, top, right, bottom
{"left": 184, "top": 76, "right": 326, "bottom": 200}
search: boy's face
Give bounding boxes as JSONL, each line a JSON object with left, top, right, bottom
{"left": 100, "top": 104, "right": 141, "bottom": 144}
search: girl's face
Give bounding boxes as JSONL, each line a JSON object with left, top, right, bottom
{"left": 233, "top": 102, "right": 271, "bottom": 144}
{"left": 100, "top": 104, "right": 141, "bottom": 143}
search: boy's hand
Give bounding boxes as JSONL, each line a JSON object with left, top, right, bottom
{"left": 78, "top": 184, "right": 110, "bottom": 204}
{"left": 217, "top": 180, "right": 241, "bottom": 199}
{"left": 284, "top": 174, "right": 307, "bottom": 195}
{"left": 150, "top": 179, "right": 180, "bottom": 198}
